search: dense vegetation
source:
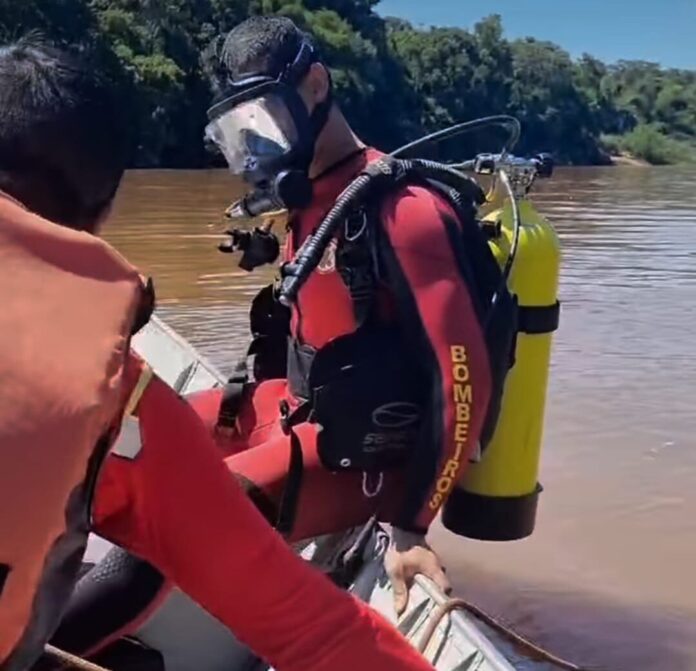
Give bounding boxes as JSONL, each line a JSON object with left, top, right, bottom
{"left": 2, "top": 0, "right": 694, "bottom": 167}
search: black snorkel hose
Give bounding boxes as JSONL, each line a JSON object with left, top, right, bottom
{"left": 278, "top": 116, "right": 521, "bottom": 307}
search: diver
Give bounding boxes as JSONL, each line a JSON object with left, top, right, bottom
{"left": 194, "top": 15, "right": 503, "bottom": 608}
{"left": 0, "top": 37, "right": 437, "bottom": 671}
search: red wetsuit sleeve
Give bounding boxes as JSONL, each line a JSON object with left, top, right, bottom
{"left": 93, "top": 364, "right": 434, "bottom": 671}
{"left": 380, "top": 187, "right": 493, "bottom": 532}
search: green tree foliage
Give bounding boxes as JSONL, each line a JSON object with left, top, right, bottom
{"left": 2, "top": 1, "right": 694, "bottom": 166}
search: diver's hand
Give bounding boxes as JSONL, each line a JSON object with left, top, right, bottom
{"left": 384, "top": 527, "right": 451, "bottom": 617}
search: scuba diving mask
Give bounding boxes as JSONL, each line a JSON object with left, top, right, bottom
{"left": 205, "top": 40, "right": 332, "bottom": 216}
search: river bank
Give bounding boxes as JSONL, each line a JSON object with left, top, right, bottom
{"left": 609, "top": 154, "right": 651, "bottom": 167}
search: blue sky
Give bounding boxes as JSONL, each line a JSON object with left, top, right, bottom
{"left": 376, "top": 0, "right": 696, "bottom": 70}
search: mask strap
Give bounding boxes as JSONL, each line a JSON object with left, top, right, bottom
{"left": 309, "top": 67, "right": 333, "bottom": 143}
{"left": 281, "top": 41, "right": 316, "bottom": 85}
{"left": 281, "top": 39, "right": 332, "bottom": 141}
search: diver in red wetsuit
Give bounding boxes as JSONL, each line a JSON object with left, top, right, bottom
{"left": 0, "top": 38, "right": 434, "bottom": 671}
{"left": 196, "top": 15, "right": 496, "bottom": 609}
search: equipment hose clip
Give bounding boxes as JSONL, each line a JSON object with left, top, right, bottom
{"left": 344, "top": 208, "right": 368, "bottom": 242}
{"left": 362, "top": 471, "right": 384, "bottom": 498}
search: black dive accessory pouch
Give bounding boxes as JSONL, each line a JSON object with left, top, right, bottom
{"left": 292, "top": 327, "right": 427, "bottom": 474}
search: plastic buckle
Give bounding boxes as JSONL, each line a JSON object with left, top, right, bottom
{"left": 279, "top": 399, "right": 291, "bottom": 435}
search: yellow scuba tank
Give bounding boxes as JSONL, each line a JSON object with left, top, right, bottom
{"left": 442, "top": 179, "right": 561, "bottom": 541}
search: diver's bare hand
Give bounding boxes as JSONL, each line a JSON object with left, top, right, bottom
{"left": 384, "top": 528, "right": 451, "bottom": 617}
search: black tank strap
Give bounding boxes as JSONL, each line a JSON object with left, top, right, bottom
{"left": 518, "top": 301, "right": 560, "bottom": 334}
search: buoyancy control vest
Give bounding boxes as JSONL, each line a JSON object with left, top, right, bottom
{"left": 286, "top": 173, "right": 517, "bottom": 476}
{"left": 220, "top": 152, "right": 561, "bottom": 544}
{"left": 274, "top": 154, "right": 560, "bottom": 543}
{"left": 0, "top": 193, "right": 154, "bottom": 671}
{"left": 219, "top": 164, "right": 516, "bottom": 480}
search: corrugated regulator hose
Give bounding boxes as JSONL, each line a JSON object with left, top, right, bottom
{"left": 278, "top": 158, "right": 484, "bottom": 307}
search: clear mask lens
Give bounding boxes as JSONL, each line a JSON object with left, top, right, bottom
{"left": 205, "top": 94, "right": 300, "bottom": 176}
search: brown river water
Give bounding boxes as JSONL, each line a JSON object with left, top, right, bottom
{"left": 105, "top": 166, "right": 696, "bottom": 671}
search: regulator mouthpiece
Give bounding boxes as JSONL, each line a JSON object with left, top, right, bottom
{"left": 228, "top": 170, "right": 313, "bottom": 220}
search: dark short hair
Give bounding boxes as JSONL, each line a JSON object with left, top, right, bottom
{"left": 219, "top": 16, "right": 309, "bottom": 81}
{"left": 0, "top": 37, "right": 129, "bottom": 231}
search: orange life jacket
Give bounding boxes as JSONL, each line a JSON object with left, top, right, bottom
{"left": 0, "top": 192, "right": 152, "bottom": 671}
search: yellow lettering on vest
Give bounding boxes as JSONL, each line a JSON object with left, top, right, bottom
{"left": 453, "top": 364, "right": 470, "bottom": 382}
{"left": 450, "top": 345, "right": 467, "bottom": 363}
{"left": 429, "top": 345, "right": 476, "bottom": 511}
{"left": 429, "top": 493, "right": 443, "bottom": 510}
{"left": 455, "top": 424, "right": 468, "bottom": 443}
{"left": 456, "top": 403, "right": 470, "bottom": 423}
{"left": 443, "top": 459, "right": 459, "bottom": 479}
{"left": 436, "top": 477, "right": 452, "bottom": 494}
{"left": 454, "top": 384, "right": 473, "bottom": 404}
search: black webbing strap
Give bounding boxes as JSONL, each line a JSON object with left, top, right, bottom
{"left": 518, "top": 301, "right": 560, "bottom": 334}
{"left": 217, "top": 358, "right": 250, "bottom": 429}
{"left": 275, "top": 401, "right": 312, "bottom": 536}
{"left": 336, "top": 209, "right": 378, "bottom": 329}
{"left": 0, "top": 563, "right": 9, "bottom": 598}
{"left": 131, "top": 277, "right": 156, "bottom": 336}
